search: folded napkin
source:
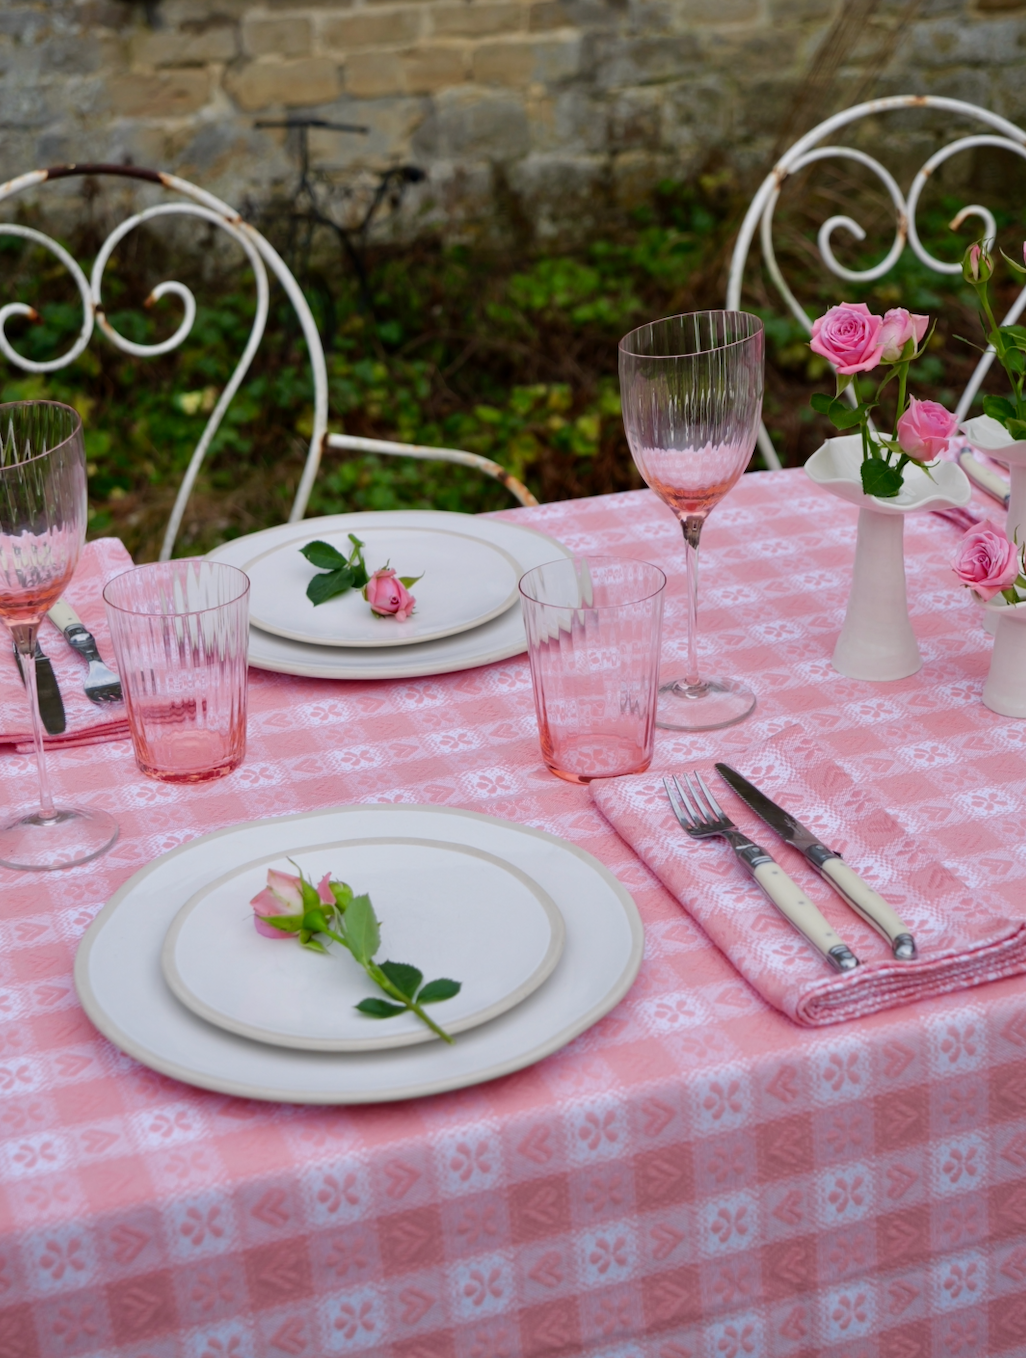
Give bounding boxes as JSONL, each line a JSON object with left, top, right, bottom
{"left": 592, "top": 725, "right": 1026, "bottom": 1025}
{"left": 0, "top": 538, "right": 133, "bottom": 753}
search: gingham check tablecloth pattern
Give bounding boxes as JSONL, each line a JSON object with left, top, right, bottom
{"left": 3, "top": 470, "right": 1026, "bottom": 1358}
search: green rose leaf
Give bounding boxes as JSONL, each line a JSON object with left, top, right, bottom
{"left": 307, "top": 566, "right": 354, "bottom": 605}
{"left": 810, "top": 392, "right": 834, "bottom": 415}
{"left": 1007, "top": 418, "right": 1026, "bottom": 440}
{"left": 983, "top": 395, "right": 1018, "bottom": 425}
{"left": 418, "top": 978, "right": 462, "bottom": 1005}
{"left": 861, "top": 459, "right": 904, "bottom": 498}
{"left": 341, "top": 893, "right": 380, "bottom": 966}
{"left": 301, "top": 540, "right": 349, "bottom": 570}
{"left": 355, "top": 997, "right": 408, "bottom": 1018}
{"left": 379, "top": 961, "right": 423, "bottom": 1000}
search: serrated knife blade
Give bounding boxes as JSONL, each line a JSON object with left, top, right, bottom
{"left": 715, "top": 762, "right": 917, "bottom": 960}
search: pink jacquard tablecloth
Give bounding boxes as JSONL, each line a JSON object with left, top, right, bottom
{"left": 3, "top": 469, "right": 1026, "bottom": 1358}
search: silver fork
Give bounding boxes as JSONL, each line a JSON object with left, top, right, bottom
{"left": 47, "top": 600, "right": 122, "bottom": 704}
{"left": 664, "top": 771, "right": 860, "bottom": 974}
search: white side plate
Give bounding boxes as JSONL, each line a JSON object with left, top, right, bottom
{"left": 75, "top": 805, "right": 644, "bottom": 1105}
{"left": 161, "top": 837, "right": 565, "bottom": 1051}
{"left": 207, "top": 512, "right": 573, "bottom": 680}
{"left": 246, "top": 526, "right": 520, "bottom": 648}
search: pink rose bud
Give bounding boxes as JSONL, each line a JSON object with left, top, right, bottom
{"left": 895, "top": 396, "right": 958, "bottom": 462}
{"left": 962, "top": 241, "right": 993, "bottom": 284}
{"left": 251, "top": 868, "right": 304, "bottom": 938}
{"left": 878, "top": 308, "right": 929, "bottom": 362}
{"left": 317, "top": 872, "right": 334, "bottom": 906}
{"left": 951, "top": 520, "right": 1021, "bottom": 600}
{"left": 809, "top": 302, "right": 886, "bottom": 375}
{"left": 365, "top": 567, "right": 416, "bottom": 621}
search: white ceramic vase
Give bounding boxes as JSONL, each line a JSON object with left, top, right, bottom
{"left": 962, "top": 414, "right": 1026, "bottom": 545}
{"left": 805, "top": 435, "right": 972, "bottom": 682}
{"left": 983, "top": 598, "right": 1026, "bottom": 717}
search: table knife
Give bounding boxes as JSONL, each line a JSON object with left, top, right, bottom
{"left": 959, "top": 450, "right": 1010, "bottom": 508}
{"left": 12, "top": 641, "right": 67, "bottom": 735}
{"left": 47, "top": 599, "right": 123, "bottom": 703}
{"left": 715, "top": 763, "right": 917, "bottom": 960}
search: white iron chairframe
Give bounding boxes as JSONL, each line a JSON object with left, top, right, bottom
{"left": 726, "top": 95, "right": 1026, "bottom": 470}
{"left": 0, "top": 163, "right": 536, "bottom": 561}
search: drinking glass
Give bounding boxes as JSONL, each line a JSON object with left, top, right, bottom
{"left": 619, "top": 311, "right": 764, "bottom": 731}
{"left": 520, "top": 555, "right": 666, "bottom": 783}
{"left": 0, "top": 401, "right": 119, "bottom": 870}
{"left": 104, "top": 560, "right": 250, "bottom": 783}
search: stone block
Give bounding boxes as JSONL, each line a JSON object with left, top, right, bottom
{"left": 908, "top": 15, "right": 1026, "bottom": 65}
{"left": 528, "top": 1, "right": 571, "bottom": 28}
{"left": 42, "top": 33, "right": 119, "bottom": 76}
{"left": 767, "top": 0, "right": 836, "bottom": 17}
{"left": 107, "top": 69, "right": 211, "bottom": 117}
{"left": 431, "top": 3, "right": 525, "bottom": 36}
{"left": 413, "top": 87, "right": 531, "bottom": 159}
{"left": 591, "top": 33, "right": 702, "bottom": 88}
{"left": 242, "top": 17, "right": 312, "bottom": 59}
{"left": 344, "top": 50, "right": 405, "bottom": 97}
{"left": 402, "top": 45, "right": 469, "bottom": 93}
{"left": 607, "top": 86, "right": 662, "bottom": 150}
{"left": 506, "top": 152, "right": 608, "bottom": 241}
{"left": 321, "top": 8, "right": 424, "bottom": 51}
{"left": 225, "top": 58, "right": 341, "bottom": 110}
{"left": 132, "top": 27, "right": 238, "bottom": 68}
{"left": 472, "top": 34, "right": 581, "bottom": 84}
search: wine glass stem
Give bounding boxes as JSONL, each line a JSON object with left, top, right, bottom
{"left": 15, "top": 625, "right": 57, "bottom": 822}
{"left": 682, "top": 515, "right": 702, "bottom": 688}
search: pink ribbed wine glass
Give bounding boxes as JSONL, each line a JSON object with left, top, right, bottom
{"left": 0, "top": 401, "right": 118, "bottom": 869}
{"left": 619, "top": 311, "right": 764, "bottom": 731}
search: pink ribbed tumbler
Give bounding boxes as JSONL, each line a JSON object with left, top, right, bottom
{"left": 519, "top": 555, "right": 666, "bottom": 784}
{"left": 104, "top": 560, "right": 250, "bottom": 783}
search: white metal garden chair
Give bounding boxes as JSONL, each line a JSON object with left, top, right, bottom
{"left": 726, "top": 95, "right": 1026, "bottom": 469}
{"left": 0, "top": 164, "right": 536, "bottom": 560}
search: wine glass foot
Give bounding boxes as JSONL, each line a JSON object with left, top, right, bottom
{"left": 656, "top": 676, "right": 756, "bottom": 732}
{"left": 0, "top": 806, "right": 118, "bottom": 871}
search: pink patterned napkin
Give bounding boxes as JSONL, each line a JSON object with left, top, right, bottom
{"left": 0, "top": 538, "right": 133, "bottom": 752}
{"left": 592, "top": 724, "right": 1026, "bottom": 1025}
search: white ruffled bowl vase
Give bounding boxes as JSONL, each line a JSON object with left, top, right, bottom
{"left": 806, "top": 435, "right": 972, "bottom": 681}
{"left": 983, "top": 597, "right": 1026, "bottom": 717}
{"left": 962, "top": 414, "right": 1026, "bottom": 545}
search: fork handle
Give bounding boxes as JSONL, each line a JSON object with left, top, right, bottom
{"left": 752, "top": 861, "right": 860, "bottom": 973}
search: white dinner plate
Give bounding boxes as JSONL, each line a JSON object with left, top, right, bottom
{"left": 207, "top": 512, "right": 572, "bottom": 680}
{"left": 246, "top": 526, "right": 521, "bottom": 648}
{"left": 75, "top": 805, "right": 644, "bottom": 1104}
{"left": 161, "top": 837, "right": 565, "bottom": 1051}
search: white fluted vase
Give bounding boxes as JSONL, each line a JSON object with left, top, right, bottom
{"left": 962, "top": 415, "right": 1026, "bottom": 545}
{"left": 806, "top": 435, "right": 972, "bottom": 682}
{"left": 983, "top": 598, "right": 1026, "bottom": 717}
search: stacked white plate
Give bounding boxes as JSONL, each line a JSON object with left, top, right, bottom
{"left": 75, "top": 805, "right": 644, "bottom": 1104}
{"left": 207, "top": 510, "right": 573, "bottom": 680}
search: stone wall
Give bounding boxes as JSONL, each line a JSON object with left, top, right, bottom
{"left": 2, "top": 0, "right": 1025, "bottom": 242}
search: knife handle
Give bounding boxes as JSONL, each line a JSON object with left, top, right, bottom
{"left": 819, "top": 857, "right": 916, "bottom": 959}
{"left": 959, "top": 450, "right": 1010, "bottom": 507}
{"left": 751, "top": 860, "right": 860, "bottom": 973}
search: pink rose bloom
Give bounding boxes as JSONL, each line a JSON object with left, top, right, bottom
{"left": 365, "top": 567, "right": 416, "bottom": 621}
{"left": 251, "top": 867, "right": 332, "bottom": 938}
{"left": 809, "top": 302, "right": 886, "bottom": 374}
{"left": 896, "top": 396, "right": 958, "bottom": 462}
{"left": 878, "top": 308, "right": 929, "bottom": 362}
{"left": 952, "top": 520, "right": 1021, "bottom": 600}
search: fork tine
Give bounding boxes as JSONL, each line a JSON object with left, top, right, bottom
{"left": 672, "top": 774, "right": 702, "bottom": 825}
{"left": 663, "top": 776, "right": 692, "bottom": 829}
{"left": 694, "top": 769, "right": 726, "bottom": 821}
{"left": 682, "top": 772, "right": 712, "bottom": 825}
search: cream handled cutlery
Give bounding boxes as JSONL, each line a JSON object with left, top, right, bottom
{"left": 47, "top": 599, "right": 123, "bottom": 704}
{"left": 715, "top": 763, "right": 916, "bottom": 960}
{"left": 664, "top": 772, "right": 860, "bottom": 974}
